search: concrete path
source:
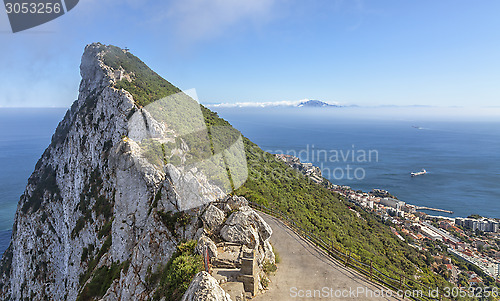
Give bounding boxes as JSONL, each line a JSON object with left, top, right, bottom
{"left": 254, "top": 213, "right": 402, "bottom": 301}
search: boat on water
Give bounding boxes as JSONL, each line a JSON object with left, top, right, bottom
{"left": 411, "top": 169, "right": 427, "bottom": 177}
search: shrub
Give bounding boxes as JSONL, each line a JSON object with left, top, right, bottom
{"left": 272, "top": 244, "right": 281, "bottom": 264}
{"left": 260, "top": 275, "right": 270, "bottom": 289}
{"left": 97, "top": 218, "right": 113, "bottom": 239}
{"left": 71, "top": 217, "right": 86, "bottom": 239}
{"left": 77, "top": 260, "right": 129, "bottom": 301}
{"left": 22, "top": 166, "right": 61, "bottom": 214}
{"left": 148, "top": 240, "right": 203, "bottom": 301}
{"left": 158, "top": 211, "right": 191, "bottom": 238}
{"left": 263, "top": 260, "right": 277, "bottom": 274}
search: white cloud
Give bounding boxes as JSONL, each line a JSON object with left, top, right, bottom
{"left": 207, "top": 99, "right": 341, "bottom": 108}
{"left": 208, "top": 100, "right": 303, "bottom": 108}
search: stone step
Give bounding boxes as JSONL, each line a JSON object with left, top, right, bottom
{"left": 221, "top": 282, "right": 246, "bottom": 301}
{"left": 211, "top": 268, "right": 242, "bottom": 284}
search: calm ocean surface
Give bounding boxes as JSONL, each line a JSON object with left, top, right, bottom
{"left": 212, "top": 106, "right": 500, "bottom": 220}
{"left": 0, "top": 108, "right": 67, "bottom": 258}
{"left": 1, "top": 106, "right": 499, "bottom": 257}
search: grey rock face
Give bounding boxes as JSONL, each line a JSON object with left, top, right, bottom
{"left": 195, "top": 235, "right": 218, "bottom": 259}
{"left": 220, "top": 221, "right": 259, "bottom": 249}
{"left": 224, "top": 196, "right": 249, "bottom": 212}
{"left": 0, "top": 43, "right": 273, "bottom": 301}
{"left": 262, "top": 239, "right": 276, "bottom": 265}
{"left": 181, "top": 271, "right": 232, "bottom": 301}
{"left": 201, "top": 204, "right": 226, "bottom": 231}
{"left": 194, "top": 227, "right": 207, "bottom": 241}
{"left": 220, "top": 206, "right": 272, "bottom": 250}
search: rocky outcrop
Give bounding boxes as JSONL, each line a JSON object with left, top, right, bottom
{"left": 181, "top": 272, "right": 232, "bottom": 301}
{"left": 195, "top": 235, "right": 218, "bottom": 259}
{"left": 262, "top": 239, "right": 276, "bottom": 265}
{"left": 0, "top": 44, "right": 154, "bottom": 301}
{"left": 220, "top": 206, "right": 272, "bottom": 249}
{"left": 219, "top": 195, "right": 249, "bottom": 213}
{"left": 202, "top": 204, "right": 226, "bottom": 231}
{"left": 188, "top": 197, "right": 276, "bottom": 299}
{"left": 220, "top": 220, "right": 259, "bottom": 249}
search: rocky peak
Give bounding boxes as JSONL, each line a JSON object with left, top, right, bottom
{"left": 79, "top": 43, "right": 113, "bottom": 94}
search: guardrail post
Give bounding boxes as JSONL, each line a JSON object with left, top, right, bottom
{"left": 369, "top": 260, "right": 373, "bottom": 281}
{"left": 400, "top": 275, "right": 404, "bottom": 299}
{"left": 345, "top": 251, "right": 351, "bottom": 267}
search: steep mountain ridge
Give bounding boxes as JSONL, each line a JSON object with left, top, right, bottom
{"left": 0, "top": 43, "right": 245, "bottom": 300}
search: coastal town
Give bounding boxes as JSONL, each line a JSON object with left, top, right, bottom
{"left": 276, "top": 153, "right": 500, "bottom": 289}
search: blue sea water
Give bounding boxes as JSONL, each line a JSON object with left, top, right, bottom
{"left": 0, "top": 108, "right": 67, "bottom": 258}
{"left": 212, "top": 106, "right": 500, "bottom": 220}
{"left": 0, "top": 106, "right": 499, "bottom": 258}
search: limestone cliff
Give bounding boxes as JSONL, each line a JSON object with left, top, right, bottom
{"left": 0, "top": 43, "right": 272, "bottom": 301}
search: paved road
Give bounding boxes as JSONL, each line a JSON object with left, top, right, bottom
{"left": 254, "top": 213, "right": 402, "bottom": 301}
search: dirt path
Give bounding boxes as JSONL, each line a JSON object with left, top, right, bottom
{"left": 254, "top": 213, "right": 403, "bottom": 300}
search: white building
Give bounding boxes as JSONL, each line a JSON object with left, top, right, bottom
{"left": 380, "top": 198, "right": 405, "bottom": 210}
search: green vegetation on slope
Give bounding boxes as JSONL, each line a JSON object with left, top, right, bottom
{"left": 77, "top": 235, "right": 115, "bottom": 301}
{"left": 77, "top": 260, "right": 129, "bottom": 301}
{"left": 100, "top": 44, "right": 181, "bottom": 107}
{"left": 147, "top": 240, "right": 204, "bottom": 300}
{"left": 22, "top": 166, "right": 61, "bottom": 214}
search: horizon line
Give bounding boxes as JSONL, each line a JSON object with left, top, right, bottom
{"left": 3, "top": 104, "right": 500, "bottom": 109}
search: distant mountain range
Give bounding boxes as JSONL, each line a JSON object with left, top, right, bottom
{"left": 206, "top": 100, "right": 459, "bottom": 109}
{"left": 207, "top": 99, "right": 342, "bottom": 108}
{"left": 297, "top": 100, "right": 341, "bottom": 107}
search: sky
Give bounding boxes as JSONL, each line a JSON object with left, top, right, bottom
{"left": 0, "top": 0, "right": 499, "bottom": 108}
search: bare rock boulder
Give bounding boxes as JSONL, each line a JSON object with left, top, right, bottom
{"left": 220, "top": 206, "right": 272, "bottom": 249}
{"left": 181, "top": 271, "right": 232, "bottom": 301}
{"left": 262, "top": 239, "right": 276, "bottom": 264}
{"left": 226, "top": 195, "right": 249, "bottom": 211}
{"left": 194, "top": 227, "right": 207, "bottom": 241}
{"left": 195, "top": 235, "right": 218, "bottom": 259}
{"left": 220, "top": 221, "right": 259, "bottom": 249}
{"left": 201, "top": 204, "right": 226, "bottom": 231}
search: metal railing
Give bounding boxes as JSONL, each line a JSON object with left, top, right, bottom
{"left": 248, "top": 201, "right": 442, "bottom": 301}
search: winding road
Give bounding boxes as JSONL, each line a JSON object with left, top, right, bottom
{"left": 254, "top": 213, "right": 403, "bottom": 300}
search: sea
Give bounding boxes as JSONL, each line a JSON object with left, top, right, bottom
{"left": 210, "top": 106, "right": 500, "bottom": 219}
{"left": 0, "top": 108, "right": 67, "bottom": 259}
{"left": 0, "top": 106, "right": 499, "bottom": 258}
